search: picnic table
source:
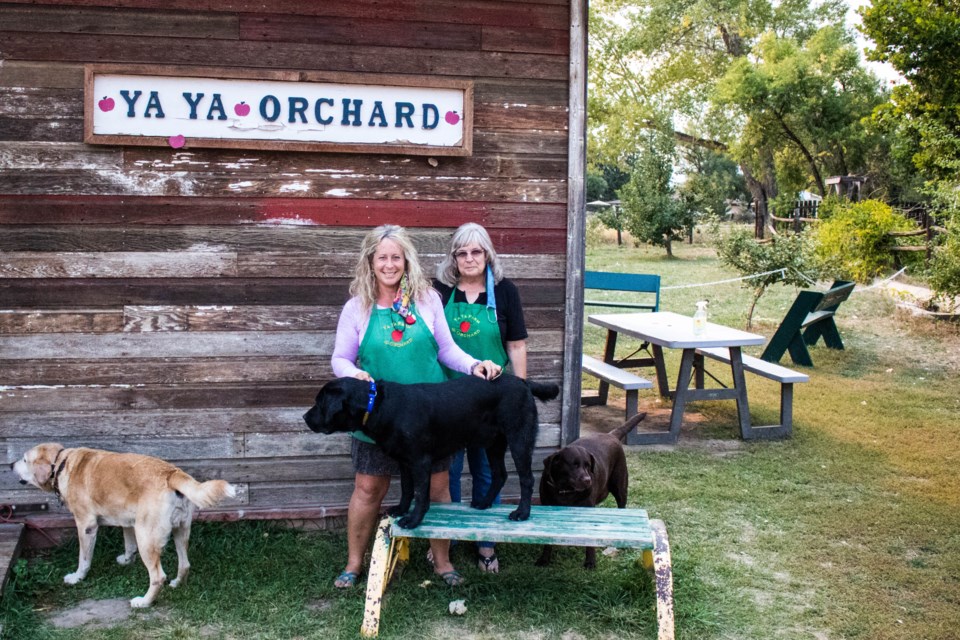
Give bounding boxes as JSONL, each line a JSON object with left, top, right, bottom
{"left": 587, "top": 311, "right": 765, "bottom": 443}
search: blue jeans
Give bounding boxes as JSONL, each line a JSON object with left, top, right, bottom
{"left": 449, "top": 447, "right": 500, "bottom": 550}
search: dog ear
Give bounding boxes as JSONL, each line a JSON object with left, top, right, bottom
{"left": 31, "top": 445, "right": 61, "bottom": 489}
{"left": 322, "top": 387, "right": 347, "bottom": 425}
{"left": 541, "top": 452, "right": 557, "bottom": 484}
{"left": 588, "top": 452, "right": 597, "bottom": 474}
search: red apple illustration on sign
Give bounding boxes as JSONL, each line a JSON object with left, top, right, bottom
{"left": 98, "top": 96, "right": 115, "bottom": 112}
{"left": 444, "top": 110, "right": 460, "bottom": 125}
{"left": 234, "top": 101, "right": 250, "bottom": 117}
{"left": 459, "top": 321, "right": 471, "bottom": 333}
{"left": 168, "top": 135, "right": 186, "bottom": 149}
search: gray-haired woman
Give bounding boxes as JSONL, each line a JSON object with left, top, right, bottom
{"left": 434, "top": 222, "right": 529, "bottom": 573}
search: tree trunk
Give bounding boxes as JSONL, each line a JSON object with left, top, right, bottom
{"left": 773, "top": 111, "right": 826, "bottom": 196}
{"left": 664, "top": 238, "right": 673, "bottom": 258}
{"left": 746, "top": 287, "right": 764, "bottom": 329}
{"left": 740, "top": 159, "right": 778, "bottom": 240}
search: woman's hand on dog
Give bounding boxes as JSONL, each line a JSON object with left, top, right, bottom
{"left": 353, "top": 370, "right": 374, "bottom": 382}
{"left": 472, "top": 360, "right": 502, "bottom": 380}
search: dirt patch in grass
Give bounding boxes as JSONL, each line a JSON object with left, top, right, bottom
{"left": 46, "top": 598, "right": 169, "bottom": 630}
{"left": 581, "top": 399, "right": 749, "bottom": 457}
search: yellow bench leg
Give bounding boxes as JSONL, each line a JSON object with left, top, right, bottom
{"left": 646, "top": 518, "right": 674, "bottom": 640}
{"left": 361, "top": 517, "right": 407, "bottom": 637}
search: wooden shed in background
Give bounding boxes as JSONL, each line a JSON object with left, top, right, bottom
{"left": 0, "top": 0, "right": 588, "bottom": 546}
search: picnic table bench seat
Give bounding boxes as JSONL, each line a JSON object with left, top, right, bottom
{"left": 695, "top": 347, "right": 810, "bottom": 439}
{"left": 362, "top": 503, "right": 674, "bottom": 639}
{"left": 581, "top": 354, "right": 654, "bottom": 428}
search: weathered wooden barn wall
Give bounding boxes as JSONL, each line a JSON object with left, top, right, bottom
{"left": 0, "top": 0, "right": 574, "bottom": 524}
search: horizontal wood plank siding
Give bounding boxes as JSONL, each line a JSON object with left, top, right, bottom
{"left": 0, "top": 0, "right": 572, "bottom": 520}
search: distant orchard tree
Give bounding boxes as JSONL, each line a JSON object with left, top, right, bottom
{"left": 618, "top": 128, "right": 695, "bottom": 257}
{"left": 586, "top": 170, "right": 609, "bottom": 202}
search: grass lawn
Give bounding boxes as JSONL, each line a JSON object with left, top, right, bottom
{"left": 2, "top": 227, "right": 959, "bottom": 639}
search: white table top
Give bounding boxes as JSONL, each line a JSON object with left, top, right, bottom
{"left": 588, "top": 311, "right": 765, "bottom": 349}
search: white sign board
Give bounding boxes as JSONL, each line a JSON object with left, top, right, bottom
{"left": 85, "top": 66, "right": 473, "bottom": 156}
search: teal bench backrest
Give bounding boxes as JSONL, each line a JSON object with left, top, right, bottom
{"left": 584, "top": 271, "right": 661, "bottom": 311}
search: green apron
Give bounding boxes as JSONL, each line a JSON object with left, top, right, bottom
{"left": 442, "top": 290, "right": 509, "bottom": 379}
{"left": 352, "top": 302, "right": 445, "bottom": 442}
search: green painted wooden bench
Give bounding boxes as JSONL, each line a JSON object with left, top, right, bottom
{"left": 584, "top": 271, "right": 661, "bottom": 312}
{"left": 760, "top": 280, "right": 855, "bottom": 366}
{"left": 362, "top": 503, "right": 674, "bottom": 639}
{"left": 582, "top": 272, "right": 661, "bottom": 419}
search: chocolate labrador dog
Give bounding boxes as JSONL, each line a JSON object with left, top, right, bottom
{"left": 536, "top": 411, "right": 646, "bottom": 568}
{"left": 303, "top": 374, "right": 560, "bottom": 529}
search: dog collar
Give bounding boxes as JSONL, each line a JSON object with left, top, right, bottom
{"left": 49, "top": 448, "right": 67, "bottom": 503}
{"left": 362, "top": 380, "right": 377, "bottom": 425}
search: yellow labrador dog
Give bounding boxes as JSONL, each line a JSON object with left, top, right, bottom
{"left": 12, "top": 443, "right": 236, "bottom": 608}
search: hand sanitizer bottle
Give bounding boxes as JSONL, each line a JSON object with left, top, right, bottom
{"left": 693, "top": 300, "right": 708, "bottom": 335}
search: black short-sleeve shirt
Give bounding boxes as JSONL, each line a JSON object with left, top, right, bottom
{"left": 433, "top": 278, "right": 528, "bottom": 349}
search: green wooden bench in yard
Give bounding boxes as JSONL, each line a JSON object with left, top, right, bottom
{"left": 695, "top": 347, "right": 810, "bottom": 439}
{"left": 584, "top": 271, "right": 661, "bottom": 312}
{"left": 361, "top": 503, "right": 674, "bottom": 639}
{"left": 582, "top": 272, "right": 661, "bottom": 424}
{"left": 760, "top": 280, "right": 855, "bottom": 366}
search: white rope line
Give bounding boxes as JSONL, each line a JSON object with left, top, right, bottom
{"left": 660, "top": 268, "right": 785, "bottom": 290}
{"left": 853, "top": 267, "right": 908, "bottom": 292}
{"left": 647, "top": 267, "right": 906, "bottom": 294}
{"left": 790, "top": 268, "right": 819, "bottom": 287}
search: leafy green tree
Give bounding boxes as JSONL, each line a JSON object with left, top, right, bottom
{"left": 860, "top": 1, "right": 960, "bottom": 302}
{"left": 716, "top": 26, "right": 885, "bottom": 197}
{"left": 586, "top": 169, "right": 609, "bottom": 202}
{"left": 715, "top": 229, "right": 820, "bottom": 328}
{"left": 588, "top": 0, "right": 885, "bottom": 236}
{"left": 927, "top": 182, "right": 960, "bottom": 310}
{"left": 588, "top": 163, "right": 632, "bottom": 244}
{"left": 860, "top": 0, "right": 960, "bottom": 180}
{"left": 677, "top": 147, "right": 749, "bottom": 220}
{"left": 618, "top": 128, "right": 694, "bottom": 257}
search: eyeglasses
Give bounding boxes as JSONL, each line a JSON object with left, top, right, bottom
{"left": 454, "top": 249, "right": 485, "bottom": 261}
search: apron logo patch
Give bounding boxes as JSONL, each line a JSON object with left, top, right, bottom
{"left": 452, "top": 313, "right": 481, "bottom": 338}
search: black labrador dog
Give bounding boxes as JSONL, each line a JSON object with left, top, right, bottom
{"left": 536, "top": 411, "right": 646, "bottom": 568}
{"left": 303, "top": 374, "right": 560, "bottom": 529}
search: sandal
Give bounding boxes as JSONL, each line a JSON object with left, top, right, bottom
{"left": 436, "top": 570, "right": 465, "bottom": 586}
{"left": 334, "top": 570, "right": 359, "bottom": 589}
{"left": 477, "top": 553, "right": 500, "bottom": 574}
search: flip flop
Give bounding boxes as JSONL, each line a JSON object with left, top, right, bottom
{"left": 436, "top": 570, "right": 465, "bottom": 586}
{"left": 334, "top": 570, "right": 359, "bottom": 589}
{"left": 477, "top": 553, "right": 500, "bottom": 574}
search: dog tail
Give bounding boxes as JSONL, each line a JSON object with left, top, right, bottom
{"left": 169, "top": 471, "right": 237, "bottom": 509}
{"left": 610, "top": 412, "right": 648, "bottom": 442}
{"left": 527, "top": 381, "right": 561, "bottom": 402}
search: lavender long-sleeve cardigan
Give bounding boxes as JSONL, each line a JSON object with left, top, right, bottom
{"left": 331, "top": 288, "right": 477, "bottom": 379}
